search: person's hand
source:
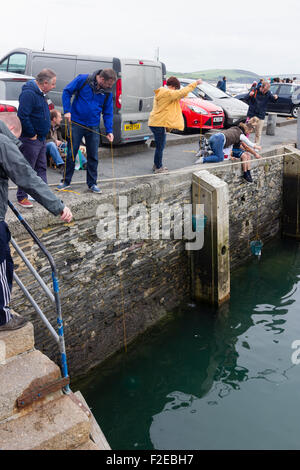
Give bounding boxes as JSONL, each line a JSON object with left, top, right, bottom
{"left": 64, "top": 112, "right": 71, "bottom": 122}
{"left": 56, "top": 140, "right": 62, "bottom": 146}
{"left": 249, "top": 91, "right": 254, "bottom": 97}
{"left": 106, "top": 133, "right": 114, "bottom": 143}
{"left": 274, "top": 94, "right": 278, "bottom": 100}
{"left": 254, "top": 144, "right": 261, "bottom": 151}
{"left": 255, "top": 153, "right": 261, "bottom": 159}
{"left": 60, "top": 207, "right": 73, "bottom": 223}
{"left": 30, "top": 135, "right": 37, "bottom": 140}
{"left": 196, "top": 79, "right": 202, "bottom": 85}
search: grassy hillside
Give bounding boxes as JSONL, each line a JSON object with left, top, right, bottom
{"left": 167, "top": 69, "right": 261, "bottom": 83}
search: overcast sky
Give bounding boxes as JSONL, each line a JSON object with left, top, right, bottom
{"left": 1, "top": 0, "right": 299, "bottom": 76}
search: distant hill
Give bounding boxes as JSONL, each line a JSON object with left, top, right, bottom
{"left": 167, "top": 69, "right": 261, "bottom": 83}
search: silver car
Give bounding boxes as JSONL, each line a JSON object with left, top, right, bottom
{"left": 179, "top": 79, "right": 249, "bottom": 127}
{"left": 0, "top": 71, "right": 34, "bottom": 112}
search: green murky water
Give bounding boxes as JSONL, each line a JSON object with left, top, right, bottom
{"left": 73, "top": 239, "right": 300, "bottom": 450}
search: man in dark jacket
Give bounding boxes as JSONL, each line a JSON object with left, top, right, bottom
{"left": 59, "top": 69, "right": 116, "bottom": 194}
{"left": 246, "top": 81, "right": 278, "bottom": 144}
{"left": 17, "top": 69, "right": 56, "bottom": 208}
{"left": 0, "top": 113, "right": 72, "bottom": 331}
{"left": 217, "top": 76, "right": 226, "bottom": 93}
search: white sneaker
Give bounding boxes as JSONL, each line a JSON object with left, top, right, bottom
{"left": 194, "top": 157, "right": 204, "bottom": 164}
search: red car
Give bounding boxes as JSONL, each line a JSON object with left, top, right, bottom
{"left": 180, "top": 92, "right": 224, "bottom": 132}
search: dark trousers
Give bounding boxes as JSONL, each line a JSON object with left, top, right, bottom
{"left": 17, "top": 138, "right": 47, "bottom": 201}
{"left": 149, "top": 126, "right": 166, "bottom": 169}
{"left": 0, "top": 222, "right": 13, "bottom": 326}
{"left": 63, "top": 122, "right": 100, "bottom": 188}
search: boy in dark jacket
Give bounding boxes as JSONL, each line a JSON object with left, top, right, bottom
{"left": 0, "top": 113, "right": 72, "bottom": 331}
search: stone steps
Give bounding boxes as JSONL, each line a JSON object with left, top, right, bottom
{"left": 0, "top": 317, "right": 106, "bottom": 450}
{"left": 0, "top": 395, "right": 90, "bottom": 450}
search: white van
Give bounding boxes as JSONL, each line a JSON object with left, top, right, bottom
{"left": 0, "top": 48, "right": 166, "bottom": 145}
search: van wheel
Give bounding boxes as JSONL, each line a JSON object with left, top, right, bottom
{"left": 291, "top": 106, "right": 299, "bottom": 118}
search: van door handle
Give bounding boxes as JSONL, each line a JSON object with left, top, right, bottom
{"left": 139, "top": 99, "right": 143, "bottom": 111}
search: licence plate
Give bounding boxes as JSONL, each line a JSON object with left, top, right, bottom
{"left": 124, "top": 123, "right": 141, "bottom": 131}
{"left": 213, "top": 117, "right": 223, "bottom": 123}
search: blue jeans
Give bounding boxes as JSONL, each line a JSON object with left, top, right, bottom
{"left": 203, "top": 133, "right": 225, "bottom": 163}
{"left": 63, "top": 122, "right": 100, "bottom": 187}
{"left": 0, "top": 222, "right": 13, "bottom": 326}
{"left": 149, "top": 126, "right": 166, "bottom": 169}
{"left": 46, "top": 142, "right": 65, "bottom": 166}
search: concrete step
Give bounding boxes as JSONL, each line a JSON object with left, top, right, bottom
{"left": 0, "top": 349, "right": 61, "bottom": 421}
{"left": 0, "top": 394, "right": 90, "bottom": 450}
{"left": 0, "top": 318, "right": 34, "bottom": 362}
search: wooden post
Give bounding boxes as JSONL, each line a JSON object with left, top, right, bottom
{"left": 190, "top": 170, "right": 230, "bottom": 305}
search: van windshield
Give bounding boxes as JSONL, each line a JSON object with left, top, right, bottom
{"left": 0, "top": 79, "right": 29, "bottom": 101}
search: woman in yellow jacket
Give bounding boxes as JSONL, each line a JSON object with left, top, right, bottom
{"left": 148, "top": 76, "right": 202, "bottom": 173}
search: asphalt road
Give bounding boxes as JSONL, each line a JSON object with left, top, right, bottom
{"left": 8, "top": 117, "right": 298, "bottom": 202}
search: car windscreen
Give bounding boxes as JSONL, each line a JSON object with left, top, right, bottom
{"left": 197, "top": 82, "right": 229, "bottom": 99}
{"left": 0, "top": 79, "right": 28, "bottom": 101}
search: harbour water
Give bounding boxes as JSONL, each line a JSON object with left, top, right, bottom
{"left": 73, "top": 238, "right": 300, "bottom": 450}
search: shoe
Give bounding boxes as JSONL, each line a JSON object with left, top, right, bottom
{"left": 194, "top": 149, "right": 203, "bottom": 158}
{"left": 194, "top": 157, "right": 204, "bottom": 164}
{"left": 82, "top": 163, "right": 87, "bottom": 170}
{"left": 88, "top": 184, "right": 102, "bottom": 194}
{"left": 242, "top": 173, "right": 253, "bottom": 183}
{"left": 56, "top": 182, "right": 70, "bottom": 191}
{"left": 17, "top": 198, "right": 33, "bottom": 208}
{"left": 0, "top": 313, "right": 28, "bottom": 332}
{"left": 154, "top": 167, "right": 168, "bottom": 174}
{"left": 27, "top": 195, "right": 35, "bottom": 202}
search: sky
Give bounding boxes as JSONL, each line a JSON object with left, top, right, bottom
{"left": 1, "top": 0, "right": 299, "bottom": 76}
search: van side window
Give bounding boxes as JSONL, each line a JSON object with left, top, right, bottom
{"left": 7, "top": 53, "right": 27, "bottom": 74}
{"left": 0, "top": 57, "right": 9, "bottom": 71}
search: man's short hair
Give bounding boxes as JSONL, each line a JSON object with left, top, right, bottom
{"left": 36, "top": 69, "right": 56, "bottom": 84}
{"left": 50, "top": 109, "right": 61, "bottom": 120}
{"left": 99, "top": 69, "right": 117, "bottom": 82}
{"left": 166, "top": 76, "right": 181, "bottom": 90}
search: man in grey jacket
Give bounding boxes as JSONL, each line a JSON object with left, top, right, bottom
{"left": 0, "top": 113, "right": 72, "bottom": 331}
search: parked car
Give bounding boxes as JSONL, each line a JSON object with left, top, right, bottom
{"left": 179, "top": 89, "right": 224, "bottom": 132}
{"left": 0, "top": 48, "right": 166, "bottom": 145}
{"left": 235, "top": 83, "right": 300, "bottom": 118}
{"left": 179, "top": 79, "right": 248, "bottom": 127}
{"left": 0, "top": 71, "right": 54, "bottom": 113}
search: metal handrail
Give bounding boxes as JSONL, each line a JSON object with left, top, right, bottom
{"left": 8, "top": 200, "right": 70, "bottom": 394}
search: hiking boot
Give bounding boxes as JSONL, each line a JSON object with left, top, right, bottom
{"left": 56, "top": 182, "right": 70, "bottom": 191}
{"left": 154, "top": 167, "right": 168, "bottom": 174}
{"left": 243, "top": 173, "right": 253, "bottom": 183}
{"left": 0, "top": 313, "right": 28, "bottom": 332}
{"left": 17, "top": 198, "right": 33, "bottom": 208}
{"left": 88, "top": 184, "right": 102, "bottom": 194}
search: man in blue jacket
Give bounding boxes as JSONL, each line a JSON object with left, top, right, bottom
{"left": 246, "top": 81, "right": 278, "bottom": 144}
{"left": 17, "top": 69, "right": 57, "bottom": 208}
{"left": 59, "top": 69, "right": 116, "bottom": 194}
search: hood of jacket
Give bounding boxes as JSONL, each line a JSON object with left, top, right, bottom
{"left": 87, "top": 70, "right": 113, "bottom": 95}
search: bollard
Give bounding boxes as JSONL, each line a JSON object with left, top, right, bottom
{"left": 266, "top": 113, "right": 277, "bottom": 136}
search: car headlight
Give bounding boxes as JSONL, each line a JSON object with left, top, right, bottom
{"left": 187, "top": 105, "right": 209, "bottom": 115}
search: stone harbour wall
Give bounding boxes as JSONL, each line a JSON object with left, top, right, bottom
{"left": 7, "top": 145, "right": 289, "bottom": 377}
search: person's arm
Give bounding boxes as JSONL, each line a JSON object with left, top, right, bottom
{"left": 0, "top": 136, "right": 65, "bottom": 216}
{"left": 168, "top": 80, "right": 202, "bottom": 102}
{"left": 102, "top": 93, "right": 114, "bottom": 141}
{"left": 240, "top": 134, "right": 261, "bottom": 151}
{"left": 17, "top": 91, "right": 36, "bottom": 138}
{"left": 62, "top": 75, "right": 87, "bottom": 120}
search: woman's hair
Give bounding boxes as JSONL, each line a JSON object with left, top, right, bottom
{"left": 166, "top": 76, "right": 181, "bottom": 90}
{"left": 239, "top": 116, "right": 259, "bottom": 134}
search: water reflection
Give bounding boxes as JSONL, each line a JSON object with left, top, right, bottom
{"left": 74, "top": 239, "right": 300, "bottom": 450}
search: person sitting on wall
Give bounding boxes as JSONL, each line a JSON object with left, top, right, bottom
{"left": 46, "top": 109, "right": 87, "bottom": 173}
{"left": 0, "top": 112, "right": 73, "bottom": 331}
{"left": 230, "top": 139, "right": 261, "bottom": 183}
